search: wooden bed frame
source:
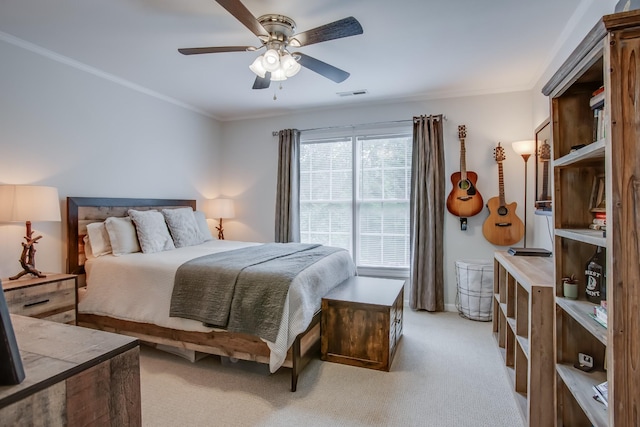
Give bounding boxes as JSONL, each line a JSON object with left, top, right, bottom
{"left": 67, "top": 197, "right": 320, "bottom": 391}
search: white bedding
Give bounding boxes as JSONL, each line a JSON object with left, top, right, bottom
{"left": 78, "top": 239, "right": 356, "bottom": 371}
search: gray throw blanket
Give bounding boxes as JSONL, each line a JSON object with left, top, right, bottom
{"left": 170, "top": 243, "right": 342, "bottom": 342}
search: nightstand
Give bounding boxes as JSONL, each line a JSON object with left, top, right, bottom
{"left": 1, "top": 273, "right": 78, "bottom": 325}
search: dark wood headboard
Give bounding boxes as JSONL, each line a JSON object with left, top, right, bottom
{"left": 67, "top": 197, "right": 197, "bottom": 276}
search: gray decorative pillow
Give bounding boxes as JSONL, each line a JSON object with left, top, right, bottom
{"left": 162, "top": 207, "right": 206, "bottom": 248}
{"left": 128, "top": 209, "right": 175, "bottom": 254}
{"left": 193, "top": 210, "right": 214, "bottom": 241}
{"left": 105, "top": 216, "right": 141, "bottom": 256}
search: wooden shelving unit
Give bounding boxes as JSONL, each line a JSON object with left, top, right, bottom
{"left": 492, "top": 251, "right": 554, "bottom": 426}
{"left": 542, "top": 10, "right": 640, "bottom": 427}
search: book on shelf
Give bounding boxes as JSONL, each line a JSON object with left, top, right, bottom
{"left": 589, "top": 302, "right": 608, "bottom": 328}
{"left": 589, "top": 216, "right": 607, "bottom": 230}
{"left": 589, "top": 313, "right": 607, "bottom": 328}
{"left": 592, "top": 107, "right": 606, "bottom": 142}
{"left": 507, "top": 247, "right": 552, "bottom": 257}
{"left": 595, "top": 304, "right": 607, "bottom": 324}
{"left": 590, "top": 86, "right": 606, "bottom": 142}
{"left": 592, "top": 381, "right": 608, "bottom": 407}
{"left": 590, "top": 91, "right": 605, "bottom": 109}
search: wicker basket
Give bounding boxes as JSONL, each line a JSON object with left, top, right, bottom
{"left": 455, "top": 259, "right": 494, "bottom": 321}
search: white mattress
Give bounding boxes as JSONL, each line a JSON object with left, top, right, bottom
{"left": 78, "top": 240, "right": 356, "bottom": 371}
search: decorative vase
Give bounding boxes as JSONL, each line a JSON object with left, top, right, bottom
{"left": 562, "top": 275, "right": 579, "bottom": 300}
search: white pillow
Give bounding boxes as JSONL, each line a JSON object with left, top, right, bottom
{"left": 162, "top": 207, "right": 206, "bottom": 248}
{"left": 83, "top": 235, "right": 95, "bottom": 259}
{"left": 128, "top": 209, "right": 175, "bottom": 254}
{"left": 105, "top": 216, "right": 141, "bottom": 256}
{"left": 86, "top": 221, "right": 112, "bottom": 257}
{"left": 193, "top": 210, "right": 214, "bottom": 241}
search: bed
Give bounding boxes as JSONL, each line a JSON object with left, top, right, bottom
{"left": 67, "top": 197, "right": 356, "bottom": 391}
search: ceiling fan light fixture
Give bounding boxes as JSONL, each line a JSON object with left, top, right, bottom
{"left": 281, "top": 53, "right": 301, "bottom": 77}
{"left": 262, "top": 49, "right": 280, "bottom": 72}
{"left": 270, "top": 67, "right": 288, "bottom": 81}
{"left": 249, "top": 56, "right": 267, "bottom": 78}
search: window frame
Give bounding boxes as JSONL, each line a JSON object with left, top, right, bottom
{"left": 300, "top": 124, "right": 412, "bottom": 278}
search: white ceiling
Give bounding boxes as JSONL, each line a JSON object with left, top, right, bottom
{"left": 0, "top": 0, "right": 584, "bottom": 121}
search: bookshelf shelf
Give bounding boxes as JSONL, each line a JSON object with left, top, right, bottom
{"left": 556, "top": 363, "right": 608, "bottom": 427}
{"left": 556, "top": 297, "right": 607, "bottom": 345}
{"left": 553, "top": 139, "right": 605, "bottom": 167}
{"left": 516, "top": 335, "right": 529, "bottom": 359}
{"left": 555, "top": 228, "right": 606, "bottom": 247}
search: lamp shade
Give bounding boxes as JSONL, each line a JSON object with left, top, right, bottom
{"left": 270, "top": 67, "right": 287, "bottom": 82}
{"left": 208, "top": 199, "right": 235, "bottom": 219}
{"left": 281, "top": 53, "right": 301, "bottom": 77}
{"left": 262, "top": 49, "right": 280, "bottom": 72}
{"left": 249, "top": 56, "right": 267, "bottom": 78}
{"left": 511, "top": 140, "right": 536, "bottom": 156}
{"left": 0, "top": 185, "right": 61, "bottom": 222}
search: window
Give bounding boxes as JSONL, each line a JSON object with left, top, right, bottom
{"left": 300, "top": 126, "right": 412, "bottom": 274}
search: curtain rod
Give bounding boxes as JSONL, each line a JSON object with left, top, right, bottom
{"left": 271, "top": 115, "right": 446, "bottom": 136}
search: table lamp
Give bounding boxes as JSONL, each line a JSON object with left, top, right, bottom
{"left": 0, "top": 185, "right": 61, "bottom": 280}
{"left": 208, "top": 198, "right": 235, "bottom": 240}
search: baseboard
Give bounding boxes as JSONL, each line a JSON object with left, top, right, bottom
{"left": 445, "top": 303, "right": 457, "bottom": 312}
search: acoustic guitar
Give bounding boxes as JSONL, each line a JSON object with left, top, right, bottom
{"left": 535, "top": 139, "right": 552, "bottom": 209}
{"left": 446, "top": 125, "right": 483, "bottom": 218}
{"left": 482, "top": 143, "right": 524, "bottom": 246}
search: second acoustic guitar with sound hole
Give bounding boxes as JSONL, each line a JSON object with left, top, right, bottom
{"left": 482, "top": 143, "right": 524, "bottom": 246}
{"left": 446, "top": 125, "right": 483, "bottom": 218}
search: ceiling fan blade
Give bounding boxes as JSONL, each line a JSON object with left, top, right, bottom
{"left": 215, "top": 0, "right": 269, "bottom": 38}
{"left": 252, "top": 72, "right": 271, "bottom": 90}
{"left": 178, "top": 46, "right": 253, "bottom": 55}
{"left": 294, "top": 53, "right": 350, "bottom": 83}
{"left": 290, "top": 17, "right": 363, "bottom": 47}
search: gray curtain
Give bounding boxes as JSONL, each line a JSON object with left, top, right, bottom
{"left": 275, "top": 129, "right": 301, "bottom": 243}
{"left": 409, "top": 115, "right": 445, "bottom": 311}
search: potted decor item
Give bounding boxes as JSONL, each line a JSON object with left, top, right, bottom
{"left": 562, "top": 274, "right": 579, "bottom": 300}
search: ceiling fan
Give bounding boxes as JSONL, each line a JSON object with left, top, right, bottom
{"left": 178, "top": 0, "right": 363, "bottom": 90}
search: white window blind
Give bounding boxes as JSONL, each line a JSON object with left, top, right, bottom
{"left": 300, "top": 128, "right": 412, "bottom": 271}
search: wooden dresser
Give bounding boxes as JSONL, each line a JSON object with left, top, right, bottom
{"left": 321, "top": 276, "right": 404, "bottom": 371}
{"left": 0, "top": 315, "right": 141, "bottom": 426}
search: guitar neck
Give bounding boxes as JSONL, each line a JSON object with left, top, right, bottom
{"left": 460, "top": 139, "right": 467, "bottom": 181}
{"left": 498, "top": 161, "right": 506, "bottom": 207}
{"left": 541, "top": 160, "right": 549, "bottom": 199}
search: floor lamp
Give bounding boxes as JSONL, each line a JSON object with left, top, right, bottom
{"left": 511, "top": 140, "right": 536, "bottom": 248}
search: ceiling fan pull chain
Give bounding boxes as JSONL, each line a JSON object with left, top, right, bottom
{"left": 273, "top": 82, "right": 284, "bottom": 101}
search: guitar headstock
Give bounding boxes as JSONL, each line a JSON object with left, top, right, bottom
{"left": 458, "top": 125, "right": 466, "bottom": 140}
{"left": 494, "top": 143, "right": 506, "bottom": 163}
{"left": 538, "top": 139, "right": 551, "bottom": 161}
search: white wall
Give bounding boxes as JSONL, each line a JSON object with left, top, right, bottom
{"left": 220, "top": 92, "right": 534, "bottom": 309}
{"left": 0, "top": 39, "right": 222, "bottom": 278}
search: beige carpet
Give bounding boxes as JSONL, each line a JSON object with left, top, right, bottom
{"left": 140, "top": 308, "right": 524, "bottom": 427}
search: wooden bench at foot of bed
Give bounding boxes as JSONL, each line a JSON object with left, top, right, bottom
{"left": 77, "top": 310, "right": 321, "bottom": 392}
